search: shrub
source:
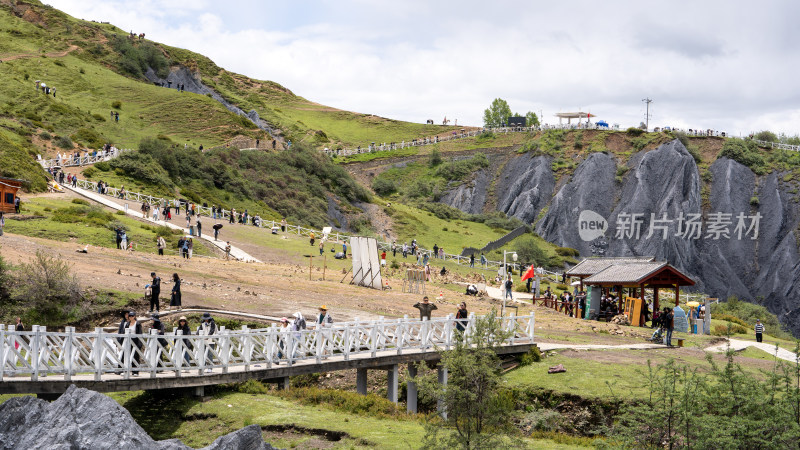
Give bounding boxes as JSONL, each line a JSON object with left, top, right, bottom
{"left": 626, "top": 127, "right": 645, "bottom": 136}
{"left": 515, "top": 236, "right": 547, "bottom": 265}
{"left": 109, "top": 152, "right": 174, "bottom": 187}
{"left": 111, "top": 100, "right": 122, "bottom": 110}
{"left": 720, "top": 140, "right": 767, "bottom": 174}
{"left": 94, "top": 161, "right": 110, "bottom": 171}
{"left": 92, "top": 113, "right": 106, "bottom": 122}
{"left": 712, "top": 323, "right": 747, "bottom": 336}
{"left": 750, "top": 196, "right": 759, "bottom": 206}
{"left": 428, "top": 148, "right": 442, "bottom": 167}
{"left": 39, "top": 131, "right": 51, "bottom": 140}
{"left": 716, "top": 314, "right": 749, "bottom": 328}
{"left": 71, "top": 198, "right": 90, "bottom": 206}
{"left": 79, "top": 67, "right": 85, "bottom": 74}
{"left": 372, "top": 177, "right": 397, "bottom": 196}
{"left": 54, "top": 135, "right": 73, "bottom": 149}
{"left": 12, "top": 251, "right": 82, "bottom": 325}
{"left": 390, "top": 260, "right": 400, "bottom": 269}
{"left": 82, "top": 167, "right": 97, "bottom": 178}
{"left": 554, "top": 247, "right": 579, "bottom": 257}
{"left": 754, "top": 130, "right": 778, "bottom": 142}
{"left": 714, "top": 296, "right": 790, "bottom": 339}
{"left": 71, "top": 127, "right": 106, "bottom": 148}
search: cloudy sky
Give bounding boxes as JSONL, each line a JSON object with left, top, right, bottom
{"left": 48, "top": 0, "right": 800, "bottom": 136}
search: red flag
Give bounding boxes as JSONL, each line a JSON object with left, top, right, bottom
{"left": 521, "top": 265, "right": 536, "bottom": 281}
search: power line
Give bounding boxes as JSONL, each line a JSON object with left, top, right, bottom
{"left": 642, "top": 98, "right": 653, "bottom": 131}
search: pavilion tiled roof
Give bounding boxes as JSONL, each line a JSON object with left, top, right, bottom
{"left": 566, "top": 256, "right": 656, "bottom": 277}
{"left": 583, "top": 262, "right": 669, "bottom": 284}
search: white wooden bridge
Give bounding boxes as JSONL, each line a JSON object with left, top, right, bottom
{"left": 0, "top": 314, "right": 534, "bottom": 410}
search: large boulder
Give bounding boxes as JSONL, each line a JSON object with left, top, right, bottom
{"left": 0, "top": 385, "right": 276, "bottom": 450}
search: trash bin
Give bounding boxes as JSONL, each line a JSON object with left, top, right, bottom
{"left": 189, "top": 226, "right": 195, "bottom": 236}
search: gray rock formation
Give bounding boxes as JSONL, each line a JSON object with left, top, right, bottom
{"left": 440, "top": 169, "right": 490, "bottom": 214}
{"left": 0, "top": 385, "right": 276, "bottom": 450}
{"left": 496, "top": 154, "right": 555, "bottom": 224}
{"left": 435, "top": 138, "right": 800, "bottom": 334}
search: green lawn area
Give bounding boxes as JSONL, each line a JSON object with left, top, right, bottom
{"left": 6, "top": 196, "right": 216, "bottom": 257}
{"left": 104, "top": 388, "right": 585, "bottom": 449}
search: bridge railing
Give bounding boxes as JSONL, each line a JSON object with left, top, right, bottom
{"left": 39, "top": 148, "right": 131, "bottom": 169}
{"left": 0, "top": 314, "right": 534, "bottom": 381}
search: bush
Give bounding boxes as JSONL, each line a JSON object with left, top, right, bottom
{"left": 515, "top": 236, "right": 547, "bottom": 265}
{"left": 754, "top": 130, "right": 778, "bottom": 143}
{"left": 71, "top": 198, "right": 90, "bottom": 206}
{"left": 720, "top": 140, "right": 767, "bottom": 174}
{"left": 54, "top": 135, "right": 73, "bottom": 149}
{"left": 109, "top": 152, "right": 174, "bottom": 187}
{"left": 712, "top": 323, "right": 748, "bottom": 336}
{"left": 716, "top": 314, "right": 749, "bottom": 328}
{"left": 372, "top": 177, "right": 397, "bottom": 196}
{"left": 276, "top": 387, "right": 404, "bottom": 418}
{"left": 12, "top": 251, "right": 82, "bottom": 325}
{"left": 111, "top": 100, "right": 122, "bottom": 110}
{"left": 428, "top": 148, "right": 443, "bottom": 167}
{"left": 39, "top": 131, "right": 52, "bottom": 140}
{"left": 94, "top": 161, "right": 110, "bottom": 171}
{"left": 554, "top": 247, "right": 579, "bottom": 257}
{"left": 626, "top": 127, "right": 645, "bottom": 136}
{"left": 71, "top": 127, "right": 106, "bottom": 148}
{"left": 92, "top": 113, "right": 106, "bottom": 122}
{"left": 714, "top": 296, "right": 790, "bottom": 339}
{"left": 82, "top": 167, "right": 97, "bottom": 178}
{"left": 519, "top": 347, "right": 542, "bottom": 366}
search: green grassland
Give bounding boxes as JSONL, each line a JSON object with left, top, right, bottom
{"left": 5, "top": 196, "right": 216, "bottom": 257}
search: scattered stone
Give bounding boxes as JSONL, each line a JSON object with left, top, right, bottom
{"left": 610, "top": 314, "right": 631, "bottom": 326}
{"left": 547, "top": 364, "right": 567, "bottom": 374}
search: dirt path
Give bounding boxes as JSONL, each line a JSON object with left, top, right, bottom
{"left": 0, "top": 44, "right": 78, "bottom": 62}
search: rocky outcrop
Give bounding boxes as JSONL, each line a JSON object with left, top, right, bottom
{"left": 436, "top": 138, "right": 800, "bottom": 334}
{"left": 440, "top": 169, "right": 490, "bottom": 214}
{"left": 496, "top": 154, "right": 555, "bottom": 224}
{"left": 0, "top": 385, "right": 276, "bottom": 450}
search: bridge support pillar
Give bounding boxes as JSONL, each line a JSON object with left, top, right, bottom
{"left": 193, "top": 386, "right": 205, "bottom": 397}
{"left": 356, "top": 368, "right": 368, "bottom": 395}
{"left": 278, "top": 376, "right": 290, "bottom": 390}
{"left": 387, "top": 365, "right": 399, "bottom": 403}
{"left": 437, "top": 367, "right": 448, "bottom": 419}
{"left": 406, "top": 363, "right": 418, "bottom": 413}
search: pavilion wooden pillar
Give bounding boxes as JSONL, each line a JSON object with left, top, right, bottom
{"left": 639, "top": 283, "right": 646, "bottom": 326}
{"left": 654, "top": 288, "right": 659, "bottom": 313}
{"left": 675, "top": 285, "right": 680, "bottom": 306}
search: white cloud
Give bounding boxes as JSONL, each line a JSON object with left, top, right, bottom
{"left": 46, "top": 0, "right": 800, "bottom": 136}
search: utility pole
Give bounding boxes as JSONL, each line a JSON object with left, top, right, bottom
{"left": 642, "top": 98, "right": 653, "bottom": 131}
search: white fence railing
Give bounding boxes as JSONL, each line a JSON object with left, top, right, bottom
{"left": 0, "top": 314, "right": 534, "bottom": 381}
{"left": 39, "top": 148, "right": 131, "bottom": 169}
{"left": 69, "top": 178, "right": 523, "bottom": 271}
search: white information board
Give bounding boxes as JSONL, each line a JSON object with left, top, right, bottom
{"left": 350, "top": 236, "right": 382, "bottom": 289}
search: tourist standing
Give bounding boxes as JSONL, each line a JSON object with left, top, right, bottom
{"left": 149, "top": 272, "right": 161, "bottom": 313}
{"left": 196, "top": 218, "right": 202, "bottom": 237}
{"left": 0, "top": 212, "right": 4, "bottom": 237}
{"left": 124, "top": 311, "right": 143, "bottom": 375}
{"left": 176, "top": 316, "right": 192, "bottom": 367}
{"left": 413, "top": 296, "right": 437, "bottom": 320}
{"left": 199, "top": 312, "right": 216, "bottom": 372}
{"left": 504, "top": 278, "right": 514, "bottom": 302}
{"left": 187, "top": 238, "right": 194, "bottom": 259}
{"left": 470, "top": 253, "right": 475, "bottom": 268}
{"left": 156, "top": 236, "right": 165, "bottom": 256}
{"left": 665, "top": 308, "right": 675, "bottom": 347}
{"left": 755, "top": 320, "right": 765, "bottom": 342}
{"left": 225, "top": 241, "right": 231, "bottom": 260}
{"left": 280, "top": 217, "right": 287, "bottom": 232}
{"left": 170, "top": 273, "right": 182, "bottom": 310}
{"left": 455, "top": 302, "right": 468, "bottom": 333}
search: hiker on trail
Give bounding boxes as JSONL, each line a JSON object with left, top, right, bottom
{"left": 310, "top": 231, "right": 315, "bottom": 246}
{"left": 455, "top": 302, "right": 469, "bottom": 332}
{"left": 114, "top": 112, "right": 119, "bottom": 122}
{"left": 433, "top": 244, "right": 439, "bottom": 258}
{"left": 176, "top": 316, "right": 192, "bottom": 366}
{"left": 120, "top": 230, "right": 128, "bottom": 251}
{"left": 342, "top": 242, "right": 347, "bottom": 259}
{"left": 480, "top": 253, "right": 487, "bottom": 267}
{"left": 320, "top": 242, "right": 325, "bottom": 256}
{"left": 381, "top": 250, "right": 387, "bottom": 266}
{"left": 124, "top": 311, "right": 143, "bottom": 375}
{"left": 187, "top": 238, "right": 194, "bottom": 259}
{"left": 504, "top": 278, "right": 514, "bottom": 301}
{"left": 170, "top": 273, "right": 182, "bottom": 310}
{"left": 277, "top": 317, "right": 290, "bottom": 361}
{"left": 149, "top": 272, "right": 161, "bottom": 313}
{"left": 391, "top": 242, "right": 397, "bottom": 257}
{"left": 115, "top": 228, "right": 123, "bottom": 249}
{"left": 229, "top": 208, "right": 235, "bottom": 224}
{"left": 425, "top": 263, "right": 431, "bottom": 281}
{"left": 402, "top": 243, "right": 408, "bottom": 258}
{"left": 755, "top": 320, "right": 765, "bottom": 342}
{"left": 198, "top": 312, "right": 216, "bottom": 372}
{"left": 196, "top": 218, "right": 202, "bottom": 237}
{"left": 665, "top": 307, "right": 675, "bottom": 347}
{"left": 470, "top": 253, "right": 475, "bottom": 268}
{"left": 280, "top": 218, "right": 286, "bottom": 232}
{"left": 413, "top": 296, "right": 438, "bottom": 320}
{"left": 317, "top": 305, "right": 333, "bottom": 327}
{"left": 225, "top": 241, "right": 232, "bottom": 260}
{"left": 156, "top": 236, "right": 166, "bottom": 255}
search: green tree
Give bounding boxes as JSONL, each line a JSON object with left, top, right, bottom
{"left": 483, "top": 98, "right": 512, "bottom": 128}
{"left": 13, "top": 251, "right": 82, "bottom": 325}
{"left": 514, "top": 236, "right": 546, "bottom": 266}
{"left": 0, "top": 253, "right": 11, "bottom": 304}
{"left": 429, "top": 148, "right": 443, "bottom": 167}
{"left": 754, "top": 130, "right": 778, "bottom": 142}
{"left": 418, "top": 310, "right": 515, "bottom": 449}
{"left": 525, "top": 111, "right": 540, "bottom": 127}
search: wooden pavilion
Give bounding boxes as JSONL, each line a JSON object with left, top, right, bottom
{"left": 0, "top": 177, "right": 23, "bottom": 214}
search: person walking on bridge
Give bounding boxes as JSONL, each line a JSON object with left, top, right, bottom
{"left": 124, "top": 311, "right": 143, "bottom": 375}
{"left": 176, "top": 316, "right": 192, "bottom": 368}
{"left": 170, "top": 273, "right": 182, "bottom": 310}
{"left": 199, "top": 312, "right": 217, "bottom": 373}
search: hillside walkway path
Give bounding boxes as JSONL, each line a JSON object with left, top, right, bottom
{"left": 62, "top": 184, "right": 261, "bottom": 263}
{"left": 704, "top": 338, "right": 798, "bottom": 362}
